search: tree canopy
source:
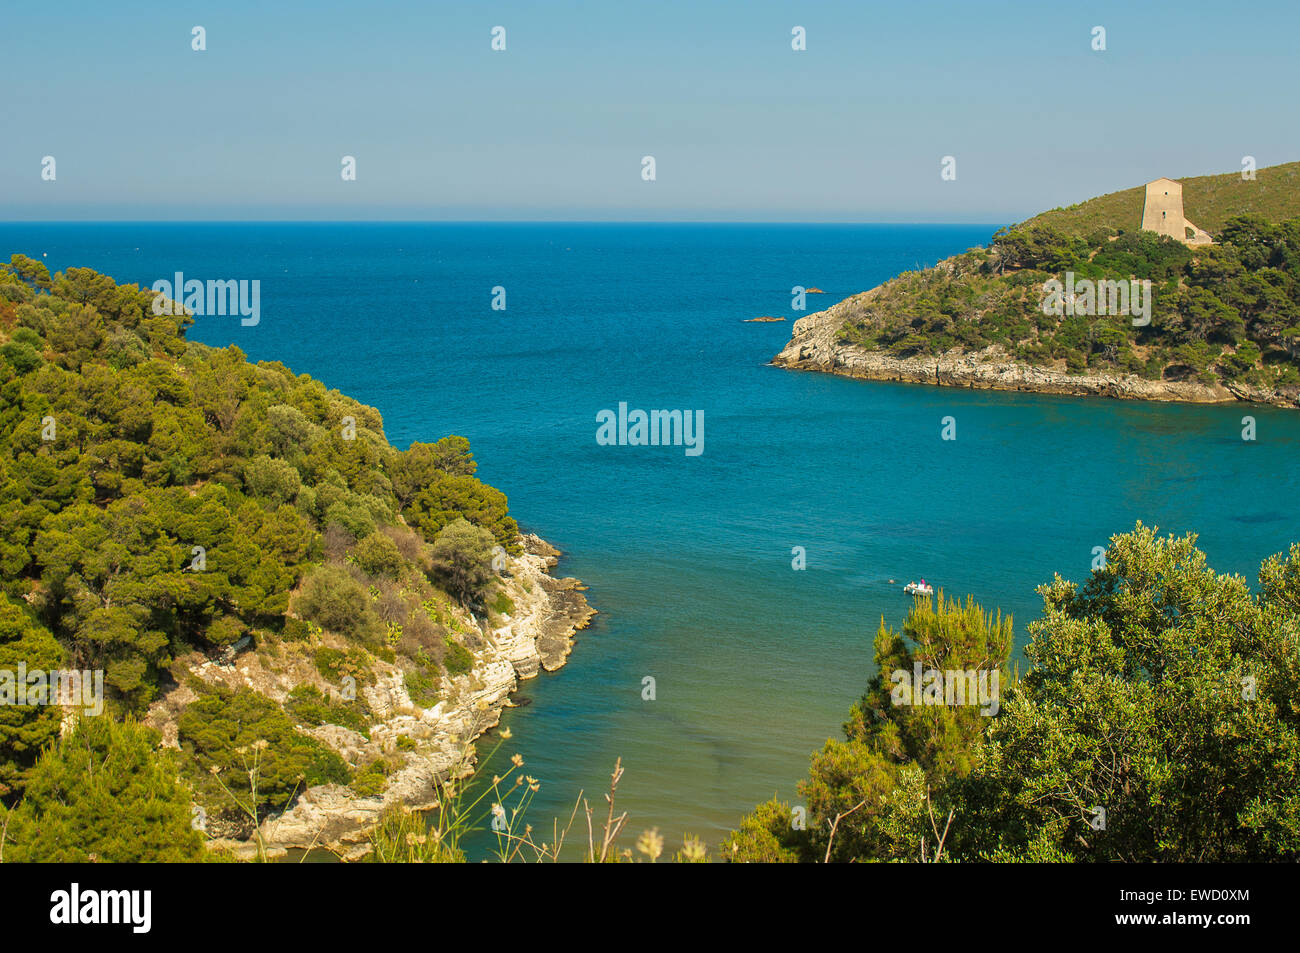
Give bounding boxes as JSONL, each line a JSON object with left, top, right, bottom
{"left": 1, "top": 717, "right": 208, "bottom": 862}
{"left": 836, "top": 215, "right": 1300, "bottom": 393}
{"left": 728, "top": 525, "right": 1300, "bottom": 862}
{"left": 0, "top": 256, "right": 523, "bottom": 850}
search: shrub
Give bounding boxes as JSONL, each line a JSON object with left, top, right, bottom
{"left": 313, "top": 646, "right": 372, "bottom": 685}
{"left": 488, "top": 589, "right": 515, "bottom": 616}
{"left": 205, "top": 614, "right": 247, "bottom": 648}
{"left": 294, "top": 564, "right": 382, "bottom": 643}
{"left": 404, "top": 663, "right": 441, "bottom": 708}
{"left": 179, "top": 688, "right": 350, "bottom": 817}
{"left": 1, "top": 340, "right": 41, "bottom": 374}
{"left": 384, "top": 524, "right": 427, "bottom": 565}
{"left": 266, "top": 404, "right": 316, "bottom": 458}
{"left": 397, "top": 612, "right": 446, "bottom": 665}
{"left": 722, "top": 798, "right": 808, "bottom": 863}
{"left": 281, "top": 617, "right": 312, "bottom": 641}
{"left": 443, "top": 637, "right": 474, "bottom": 677}
{"left": 285, "top": 685, "right": 370, "bottom": 736}
{"left": 324, "top": 500, "right": 377, "bottom": 540}
{"left": 351, "top": 755, "right": 402, "bottom": 798}
{"left": 429, "top": 518, "right": 497, "bottom": 605}
{"left": 1220, "top": 341, "right": 1262, "bottom": 382}
{"left": 352, "top": 531, "right": 405, "bottom": 579}
{"left": 243, "top": 455, "right": 301, "bottom": 507}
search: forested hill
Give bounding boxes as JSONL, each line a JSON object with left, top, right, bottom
{"left": 775, "top": 164, "right": 1300, "bottom": 405}
{"left": 0, "top": 254, "right": 540, "bottom": 859}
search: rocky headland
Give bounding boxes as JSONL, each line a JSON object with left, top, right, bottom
{"left": 773, "top": 288, "right": 1300, "bottom": 408}
{"left": 145, "top": 533, "right": 594, "bottom": 861}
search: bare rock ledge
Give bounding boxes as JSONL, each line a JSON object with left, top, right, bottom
{"left": 148, "top": 532, "right": 595, "bottom": 861}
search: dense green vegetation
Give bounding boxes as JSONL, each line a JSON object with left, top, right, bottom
{"left": 0, "top": 593, "right": 63, "bottom": 797}
{"left": 837, "top": 214, "right": 1300, "bottom": 391}
{"left": 179, "top": 687, "right": 351, "bottom": 825}
{"left": 727, "top": 525, "right": 1300, "bottom": 862}
{"left": 0, "top": 717, "right": 209, "bottom": 862}
{"left": 0, "top": 254, "right": 523, "bottom": 856}
{"left": 4, "top": 252, "right": 1296, "bottom": 863}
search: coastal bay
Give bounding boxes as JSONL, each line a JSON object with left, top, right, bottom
{"left": 7, "top": 222, "right": 1299, "bottom": 857}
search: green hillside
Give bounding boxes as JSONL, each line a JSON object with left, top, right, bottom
{"left": 1021, "top": 161, "right": 1300, "bottom": 237}
{"left": 0, "top": 255, "right": 525, "bottom": 858}
{"left": 825, "top": 163, "right": 1300, "bottom": 398}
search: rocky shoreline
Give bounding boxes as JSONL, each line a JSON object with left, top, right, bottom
{"left": 144, "top": 533, "right": 595, "bottom": 861}
{"left": 772, "top": 291, "right": 1300, "bottom": 408}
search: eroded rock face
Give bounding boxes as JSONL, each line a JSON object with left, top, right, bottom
{"left": 773, "top": 291, "right": 1300, "bottom": 408}
{"left": 147, "top": 532, "right": 595, "bottom": 860}
{"left": 363, "top": 670, "right": 414, "bottom": 722}
{"left": 305, "top": 725, "right": 369, "bottom": 768}
{"left": 505, "top": 534, "right": 597, "bottom": 673}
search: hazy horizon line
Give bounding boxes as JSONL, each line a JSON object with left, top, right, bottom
{"left": 1, "top": 218, "right": 1011, "bottom": 227}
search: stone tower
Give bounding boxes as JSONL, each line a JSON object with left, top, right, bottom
{"left": 1141, "top": 178, "right": 1212, "bottom": 245}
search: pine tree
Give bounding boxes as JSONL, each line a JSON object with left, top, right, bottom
{"left": 0, "top": 594, "right": 64, "bottom": 799}
{"left": 3, "top": 716, "right": 208, "bottom": 862}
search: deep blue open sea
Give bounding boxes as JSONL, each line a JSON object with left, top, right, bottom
{"left": 5, "top": 222, "right": 1299, "bottom": 857}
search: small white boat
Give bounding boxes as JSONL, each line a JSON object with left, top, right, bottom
{"left": 903, "top": 582, "right": 933, "bottom": 596}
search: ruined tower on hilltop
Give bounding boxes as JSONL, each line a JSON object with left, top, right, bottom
{"left": 1141, "top": 177, "right": 1213, "bottom": 245}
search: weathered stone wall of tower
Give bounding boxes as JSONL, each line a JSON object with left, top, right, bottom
{"left": 1141, "top": 178, "right": 1184, "bottom": 240}
{"left": 1141, "top": 178, "right": 1213, "bottom": 245}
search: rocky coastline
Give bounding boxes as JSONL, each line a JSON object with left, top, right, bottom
{"left": 772, "top": 291, "right": 1300, "bottom": 408}
{"left": 144, "top": 533, "right": 595, "bottom": 861}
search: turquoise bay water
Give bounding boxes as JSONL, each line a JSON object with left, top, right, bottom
{"left": 7, "top": 222, "right": 1299, "bottom": 857}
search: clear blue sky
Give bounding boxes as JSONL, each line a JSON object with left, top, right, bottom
{"left": 2, "top": 0, "right": 1297, "bottom": 222}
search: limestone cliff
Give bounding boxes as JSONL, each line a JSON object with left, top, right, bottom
{"left": 144, "top": 533, "right": 594, "bottom": 861}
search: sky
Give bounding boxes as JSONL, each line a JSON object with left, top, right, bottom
{"left": 2, "top": 0, "right": 1298, "bottom": 222}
